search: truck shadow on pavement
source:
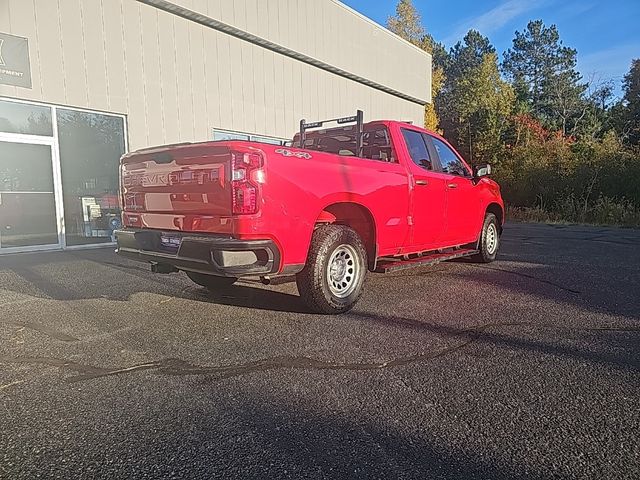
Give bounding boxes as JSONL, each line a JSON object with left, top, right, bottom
{"left": 1, "top": 235, "right": 639, "bottom": 380}
{"left": 2, "top": 266, "right": 638, "bottom": 380}
{"left": 4, "top": 249, "right": 638, "bottom": 320}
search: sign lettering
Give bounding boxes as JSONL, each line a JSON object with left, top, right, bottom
{"left": 0, "top": 32, "right": 32, "bottom": 88}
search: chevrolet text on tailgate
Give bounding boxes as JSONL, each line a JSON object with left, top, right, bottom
{"left": 115, "top": 111, "right": 504, "bottom": 314}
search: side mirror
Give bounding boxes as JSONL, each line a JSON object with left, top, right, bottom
{"left": 473, "top": 164, "right": 492, "bottom": 179}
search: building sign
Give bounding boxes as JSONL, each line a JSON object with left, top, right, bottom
{"left": 0, "top": 32, "right": 32, "bottom": 88}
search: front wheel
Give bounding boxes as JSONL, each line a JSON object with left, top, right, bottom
{"left": 471, "top": 213, "right": 500, "bottom": 263}
{"left": 296, "top": 225, "right": 367, "bottom": 314}
{"left": 185, "top": 271, "right": 237, "bottom": 290}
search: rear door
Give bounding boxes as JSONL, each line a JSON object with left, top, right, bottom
{"left": 428, "top": 136, "right": 479, "bottom": 244}
{"left": 399, "top": 128, "right": 447, "bottom": 251}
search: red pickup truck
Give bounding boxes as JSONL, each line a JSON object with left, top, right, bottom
{"left": 115, "top": 111, "right": 503, "bottom": 314}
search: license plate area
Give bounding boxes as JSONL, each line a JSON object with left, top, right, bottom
{"left": 159, "top": 234, "right": 182, "bottom": 252}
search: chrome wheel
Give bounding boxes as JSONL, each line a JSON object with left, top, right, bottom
{"left": 486, "top": 222, "right": 498, "bottom": 255}
{"left": 326, "top": 244, "right": 361, "bottom": 298}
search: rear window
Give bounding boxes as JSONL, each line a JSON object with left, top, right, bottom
{"left": 293, "top": 126, "right": 396, "bottom": 162}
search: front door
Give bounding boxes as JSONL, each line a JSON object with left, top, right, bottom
{"left": 0, "top": 138, "right": 62, "bottom": 251}
{"left": 429, "top": 136, "right": 481, "bottom": 244}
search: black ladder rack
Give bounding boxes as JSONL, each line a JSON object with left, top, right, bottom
{"left": 299, "top": 110, "right": 364, "bottom": 157}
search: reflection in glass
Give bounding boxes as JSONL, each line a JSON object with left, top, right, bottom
{"left": 213, "top": 130, "right": 250, "bottom": 141}
{"left": 0, "top": 100, "right": 53, "bottom": 136}
{"left": 0, "top": 142, "right": 58, "bottom": 248}
{"left": 57, "top": 109, "right": 125, "bottom": 246}
{"left": 250, "top": 135, "right": 284, "bottom": 145}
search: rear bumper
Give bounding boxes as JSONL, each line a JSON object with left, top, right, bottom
{"left": 114, "top": 229, "right": 280, "bottom": 277}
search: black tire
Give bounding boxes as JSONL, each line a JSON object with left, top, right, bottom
{"left": 296, "top": 225, "right": 367, "bottom": 314}
{"left": 185, "top": 271, "right": 237, "bottom": 290}
{"left": 471, "top": 213, "right": 500, "bottom": 263}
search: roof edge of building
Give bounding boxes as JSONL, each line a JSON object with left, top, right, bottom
{"left": 136, "top": 0, "right": 429, "bottom": 106}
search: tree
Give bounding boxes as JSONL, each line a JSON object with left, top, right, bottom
{"left": 502, "top": 20, "right": 586, "bottom": 134}
{"left": 435, "top": 31, "right": 512, "bottom": 162}
{"left": 573, "top": 76, "right": 616, "bottom": 141}
{"left": 387, "top": 0, "right": 424, "bottom": 46}
{"left": 424, "top": 67, "right": 444, "bottom": 131}
{"left": 544, "top": 70, "right": 588, "bottom": 136}
{"left": 621, "top": 59, "right": 640, "bottom": 145}
{"left": 450, "top": 52, "right": 514, "bottom": 163}
{"left": 387, "top": 0, "right": 445, "bottom": 130}
{"left": 445, "top": 30, "right": 495, "bottom": 80}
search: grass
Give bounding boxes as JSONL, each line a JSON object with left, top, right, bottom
{"left": 506, "top": 196, "right": 640, "bottom": 228}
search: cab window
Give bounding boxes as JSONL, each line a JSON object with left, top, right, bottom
{"left": 401, "top": 128, "right": 433, "bottom": 170}
{"left": 295, "top": 126, "right": 396, "bottom": 162}
{"left": 431, "top": 137, "right": 469, "bottom": 176}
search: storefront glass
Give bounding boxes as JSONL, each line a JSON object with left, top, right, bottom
{"left": 0, "top": 99, "right": 53, "bottom": 136}
{"left": 0, "top": 98, "right": 127, "bottom": 252}
{"left": 57, "top": 109, "right": 126, "bottom": 246}
{"left": 0, "top": 141, "right": 58, "bottom": 248}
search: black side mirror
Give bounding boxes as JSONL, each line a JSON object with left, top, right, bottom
{"left": 473, "top": 164, "right": 492, "bottom": 179}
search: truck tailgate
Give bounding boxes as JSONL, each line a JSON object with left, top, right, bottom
{"left": 120, "top": 143, "right": 232, "bottom": 230}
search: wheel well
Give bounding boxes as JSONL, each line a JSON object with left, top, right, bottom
{"left": 486, "top": 203, "right": 504, "bottom": 233}
{"left": 317, "top": 203, "right": 377, "bottom": 270}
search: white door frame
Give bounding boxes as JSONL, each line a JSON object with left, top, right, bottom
{"left": 0, "top": 132, "right": 66, "bottom": 254}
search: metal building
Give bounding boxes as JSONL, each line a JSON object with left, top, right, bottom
{"left": 0, "top": 0, "right": 432, "bottom": 253}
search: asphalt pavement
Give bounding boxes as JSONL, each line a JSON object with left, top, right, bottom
{"left": 1, "top": 222, "right": 639, "bottom": 479}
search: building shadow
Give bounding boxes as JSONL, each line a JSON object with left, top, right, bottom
{"left": 164, "top": 395, "right": 549, "bottom": 480}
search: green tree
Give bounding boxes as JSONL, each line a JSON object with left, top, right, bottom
{"left": 502, "top": 20, "right": 586, "bottom": 135}
{"left": 621, "top": 59, "right": 640, "bottom": 145}
{"left": 575, "top": 78, "right": 616, "bottom": 140}
{"left": 445, "top": 30, "right": 495, "bottom": 80}
{"left": 457, "top": 53, "right": 515, "bottom": 163}
{"left": 436, "top": 31, "right": 512, "bottom": 162}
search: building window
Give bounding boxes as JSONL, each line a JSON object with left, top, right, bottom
{"left": 0, "top": 99, "right": 53, "bottom": 136}
{"left": 57, "top": 109, "right": 126, "bottom": 246}
{"left": 0, "top": 97, "right": 127, "bottom": 253}
{"left": 0, "top": 142, "right": 58, "bottom": 247}
{"left": 212, "top": 128, "right": 287, "bottom": 145}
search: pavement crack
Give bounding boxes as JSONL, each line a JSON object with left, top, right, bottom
{"left": 0, "top": 335, "right": 481, "bottom": 384}
{"left": 1, "top": 323, "right": 637, "bottom": 384}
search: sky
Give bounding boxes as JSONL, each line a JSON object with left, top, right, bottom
{"left": 341, "top": 0, "right": 640, "bottom": 98}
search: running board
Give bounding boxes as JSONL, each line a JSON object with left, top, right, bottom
{"left": 375, "top": 248, "right": 479, "bottom": 273}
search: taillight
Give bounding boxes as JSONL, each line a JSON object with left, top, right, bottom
{"left": 231, "top": 150, "right": 264, "bottom": 215}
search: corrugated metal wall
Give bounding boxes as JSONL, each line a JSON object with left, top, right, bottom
{"left": 0, "top": 0, "right": 431, "bottom": 150}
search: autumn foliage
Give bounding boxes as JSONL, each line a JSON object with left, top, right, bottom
{"left": 388, "top": 1, "right": 640, "bottom": 225}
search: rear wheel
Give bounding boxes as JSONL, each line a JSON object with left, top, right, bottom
{"left": 185, "top": 271, "right": 237, "bottom": 290}
{"left": 471, "top": 213, "right": 500, "bottom": 263}
{"left": 296, "top": 225, "right": 367, "bottom": 314}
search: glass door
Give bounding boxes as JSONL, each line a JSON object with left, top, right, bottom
{"left": 0, "top": 138, "right": 61, "bottom": 251}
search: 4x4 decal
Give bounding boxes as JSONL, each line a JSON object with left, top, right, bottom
{"left": 274, "top": 148, "right": 312, "bottom": 159}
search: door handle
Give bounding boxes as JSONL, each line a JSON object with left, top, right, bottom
{"left": 447, "top": 183, "right": 458, "bottom": 189}
{"left": 415, "top": 179, "right": 428, "bottom": 186}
